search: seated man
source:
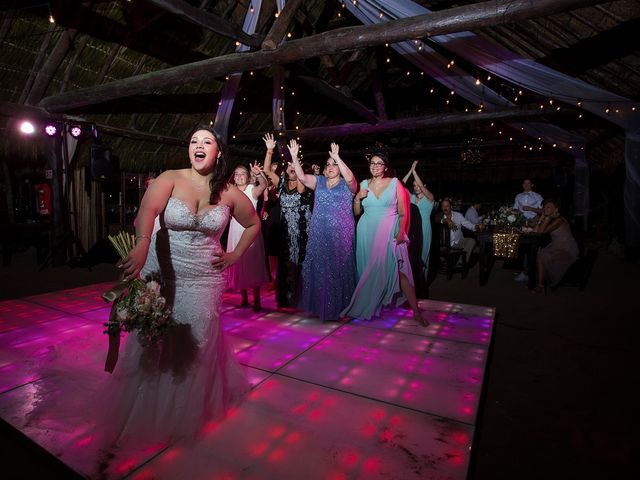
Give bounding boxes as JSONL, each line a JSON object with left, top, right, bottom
{"left": 464, "top": 202, "right": 483, "bottom": 225}
{"left": 440, "top": 199, "right": 482, "bottom": 262}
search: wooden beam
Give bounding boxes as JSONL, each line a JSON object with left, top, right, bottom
{"left": 40, "top": 0, "right": 606, "bottom": 112}
{"left": 261, "top": 0, "right": 304, "bottom": 50}
{"left": 297, "top": 75, "right": 378, "bottom": 124}
{"left": 26, "top": 29, "right": 78, "bottom": 105}
{"left": 146, "top": 0, "right": 262, "bottom": 48}
{"left": 232, "top": 105, "right": 549, "bottom": 140}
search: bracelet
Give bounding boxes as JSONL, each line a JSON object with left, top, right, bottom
{"left": 266, "top": 150, "right": 274, "bottom": 155}
{"left": 135, "top": 235, "right": 151, "bottom": 242}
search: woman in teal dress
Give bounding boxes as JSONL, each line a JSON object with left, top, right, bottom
{"left": 341, "top": 150, "right": 427, "bottom": 326}
{"left": 402, "top": 160, "right": 435, "bottom": 282}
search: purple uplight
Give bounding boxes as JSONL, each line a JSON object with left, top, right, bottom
{"left": 44, "top": 124, "right": 58, "bottom": 136}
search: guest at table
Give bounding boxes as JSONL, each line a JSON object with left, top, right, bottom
{"left": 464, "top": 202, "right": 483, "bottom": 225}
{"left": 513, "top": 178, "right": 543, "bottom": 282}
{"left": 513, "top": 178, "right": 543, "bottom": 221}
{"left": 440, "top": 199, "right": 483, "bottom": 262}
{"left": 531, "top": 199, "right": 578, "bottom": 293}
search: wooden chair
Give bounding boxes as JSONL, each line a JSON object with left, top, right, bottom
{"left": 436, "top": 223, "right": 468, "bottom": 280}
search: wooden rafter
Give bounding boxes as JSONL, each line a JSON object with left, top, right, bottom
{"left": 262, "top": 0, "right": 304, "bottom": 50}
{"left": 146, "top": 0, "right": 262, "bottom": 48}
{"left": 39, "top": 0, "right": 607, "bottom": 113}
{"left": 232, "top": 105, "right": 550, "bottom": 141}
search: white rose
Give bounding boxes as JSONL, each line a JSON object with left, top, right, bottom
{"left": 116, "top": 308, "right": 129, "bottom": 321}
{"left": 146, "top": 281, "right": 161, "bottom": 295}
{"left": 507, "top": 214, "right": 516, "bottom": 223}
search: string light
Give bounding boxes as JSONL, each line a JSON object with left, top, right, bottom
{"left": 287, "top": 32, "right": 292, "bottom": 38}
{"left": 429, "top": 88, "right": 434, "bottom": 93}
{"left": 48, "top": 14, "right": 55, "bottom": 24}
{"left": 486, "top": 74, "right": 492, "bottom": 81}
{"left": 475, "top": 78, "right": 481, "bottom": 86}
{"left": 386, "top": 57, "right": 390, "bottom": 63}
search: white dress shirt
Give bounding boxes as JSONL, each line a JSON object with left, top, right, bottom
{"left": 443, "top": 211, "right": 477, "bottom": 245}
{"left": 513, "top": 191, "right": 543, "bottom": 220}
{"left": 465, "top": 206, "right": 482, "bottom": 225}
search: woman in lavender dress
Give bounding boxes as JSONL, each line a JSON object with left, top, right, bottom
{"left": 289, "top": 141, "right": 358, "bottom": 321}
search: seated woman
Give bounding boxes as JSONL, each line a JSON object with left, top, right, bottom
{"left": 532, "top": 199, "right": 579, "bottom": 292}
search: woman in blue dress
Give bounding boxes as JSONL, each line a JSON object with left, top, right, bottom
{"left": 289, "top": 140, "right": 358, "bottom": 321}
{"left": 402, "top": 160, "right": 435, "bottom": 283}
{"left": 342, "top": 150, "right": 427, "bottom": 326}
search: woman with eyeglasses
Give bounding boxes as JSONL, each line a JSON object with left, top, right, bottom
{"left": 341, "top": 148, "right": 428, "bottom": 326}
{"left": 288, "top": 140, "right": 358, "bottom": 321}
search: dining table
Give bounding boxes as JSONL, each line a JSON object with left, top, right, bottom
{"left": 476, "top": 229, "right": 545, "bottom": 289}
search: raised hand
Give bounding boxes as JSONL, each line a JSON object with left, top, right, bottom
{"left": 328, "top": 142, "right": 341, "bottom": 162}
{"left": 250, "top": 161, "right": 263, "bottom": 176}
{"left": 262, "top": 133, "right": 276, "bottom": 151}
{"left": 411, "top": 160, "right": 418, "bottom": 172}
{"left": 357, "top": 187, "right": 369, "bottom": 200}
{"left": 288, "top": 139, "right": 300, "bottom": 161}
{"left": 311, "top": 164, "right": 320, "bottom": 175}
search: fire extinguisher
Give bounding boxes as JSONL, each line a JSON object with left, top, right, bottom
{"left": 35, "top": 183, "right": 52, "bottom": 215}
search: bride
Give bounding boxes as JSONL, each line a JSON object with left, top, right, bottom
{"left": 106, "top": 125, "right": 260, "bottom": 446}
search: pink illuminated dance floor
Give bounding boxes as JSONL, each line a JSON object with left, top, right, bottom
{"left": 0, "top": 283, "right": 494, "bottom": 479}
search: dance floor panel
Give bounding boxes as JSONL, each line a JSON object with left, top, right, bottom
{"left": 0, "top": 285, "right": 495, "bottom": 479}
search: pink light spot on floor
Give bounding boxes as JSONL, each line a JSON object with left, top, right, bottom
{"left": 361, "top": 423, "right": 376, "bottom": 437}
{"left": 268, "top": 448, "right": 285, "bottom": 462}
{"left": 250, "top": 441, "right": 269, "bottom": 457}
{"left": 270, "top": 425, "right": 286, "bottom": 438}
{"left": 380, "top": 429, "right": 394, "bottom": 442}
{"left": 328, "top": 472, "right": 348, "bottom": 480}
{"left": 161, "top": 447, "right": 182, "bottom": 463}
{"left": 372, "top": 409, "right": 386, "bottom": 421}
{"left": 114, "top": 457, "right": 138, "bottom": 474}
{"left": 364, "top": 456, "right": 381, "bottom": 473}
{"left": 308, "top": 408, "right": 324, "bottom": 421}
{"left": 341, "top": 450, "right": 359, "bottom": 467}
{"left": 74, "top": 435, "right": 93, "bottom": 447}
{"left": 131, "top": 469, "right": 154, "bottom": 480}
{"left": 284, "top": 431, "right": 301, "bottom": 444}
{"left": 452, "top": 431, "right": 470, "bottom": 445}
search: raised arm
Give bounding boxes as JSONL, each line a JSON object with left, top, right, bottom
{"left": 262, "top": 133, "right": 280, "bottom": 187}
{"left": 402, "top": 161, "right": 415, "bottom": 184}
{"left": 121, "top": 171, "right": 175, "bottom": 280}
{"left": 249, "top": 160, "right": 268, "bottom": 199}
{"left": 411, "top": 162, "right": 434, "bottom": 203}
{"left": 329, "top": 142, "right": 357, "bottom": 194}
{"left": 288, "top": 140, "right": 317, "bottom": 190}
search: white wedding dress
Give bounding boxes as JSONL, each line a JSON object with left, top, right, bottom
{"left": 99, "top": 197, "right": 249, "bottom": 445}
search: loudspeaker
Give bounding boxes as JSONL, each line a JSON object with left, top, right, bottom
{"left": 90, "top": 146, "right": 113, "bottom": 181}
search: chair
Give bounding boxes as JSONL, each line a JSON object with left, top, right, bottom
{"left": 436, "top": 223, "right": 468, "bottom": 280}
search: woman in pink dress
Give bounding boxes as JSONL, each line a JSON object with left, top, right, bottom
{"left": 532, "top": 199, "right": 579, "bottom": 292}
{"left": 227, "top": 159, "right": 270, "bottom": 310}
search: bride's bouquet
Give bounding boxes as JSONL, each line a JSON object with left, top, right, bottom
{"left": 102, "top": 232, "right": 175, "bottom": 371}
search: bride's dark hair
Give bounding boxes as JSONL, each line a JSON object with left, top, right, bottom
{"left": 189, "top": 125, "right": 229, "bottom": 205}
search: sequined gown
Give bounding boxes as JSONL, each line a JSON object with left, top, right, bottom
{"left": 299, "top": 176, "right": 356, "bottom": 321}
{"left": 227, "top": 184, "right": 270, "bottom": 290}
{"left": 100, "top": 197, "right": 249, "bottom": 445}
{"left": 277, "top": 182, "right": 311, "bottom": 307}
{"left": 342, "top": 178, "right": 413, "bottom": 320}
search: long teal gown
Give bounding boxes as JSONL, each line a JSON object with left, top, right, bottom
{"left": 341, "top": 177, "right": 413, "bottom": 320}
{"left": 411, "top": 193, "right": 434, "bottom": 279}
